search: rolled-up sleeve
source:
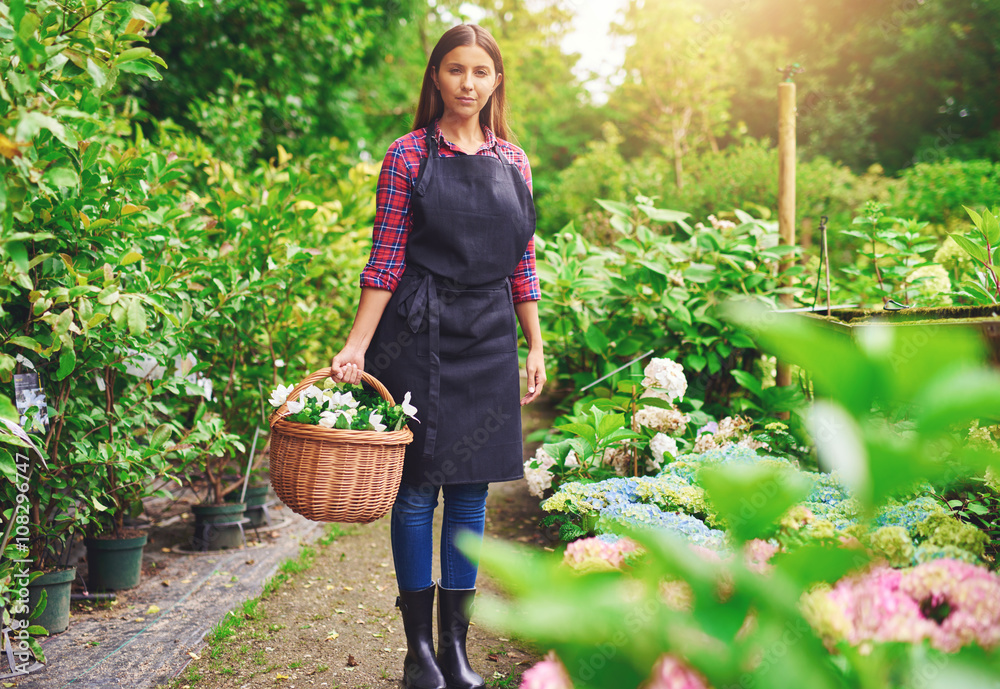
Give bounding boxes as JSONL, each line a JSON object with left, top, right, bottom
{"left": 360, "top": 143, "right": 412, "bottom": 292}
{"left": 510, "top": 155, "right": 540, "bottom": 302}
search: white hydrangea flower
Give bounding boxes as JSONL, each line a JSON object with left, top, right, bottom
{"left": 641, "top": 357, "right": 687, "bottom": 402}
{"left": 268, "top": 383, "right": 295, "bottom": 408}
{"left": 287, "top": 399, "right": 305, "bottom": 414}
{"left": 633, "top": 403, "right": 689, "bottom": 434}
{"left": 647, "top": 433, "right": 677, "bottom": 469}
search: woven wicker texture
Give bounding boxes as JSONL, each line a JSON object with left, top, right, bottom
{"left": 268, "top": 368, "right": 412, "bottom": 523}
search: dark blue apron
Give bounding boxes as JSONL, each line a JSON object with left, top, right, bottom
{"left": 366, "top": 127, "right": 536, "bottom": 486}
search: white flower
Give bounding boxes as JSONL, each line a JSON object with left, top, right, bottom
{"left": 648, "top": 433, "right": 678, "bottom": 473}
{"left": 524, "top": 463, "right": 553, "bottom": 498}
{"left": 274, "top": 359, "right": 285, "bottom": 368}
{"left": 641, "top": 357, "right": 687, "bottom": 402}
{"left": 318, "top": 411, "right": 338, "bottom": 428}
{"left": 368, "top": 412, "right": 387, "bottom": 432}
{"left": 302, "top": 385, "right": 323, "bottom": 400}
{"left": 340, "top": 391, "right": 360, "bottom": 409}
{"left": 268, "top": 383, "right": 295, "bottom": 408}
{"left": 287, "top": 399, "right": 305, "bottom": 414}
{"left": 633, "top": 398, "right": 689, "bottom": 434}
{"left": 401, "top": 391, "right": 418, "bottom": 420}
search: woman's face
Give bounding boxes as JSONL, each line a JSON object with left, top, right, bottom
{"left": 432, "top": 44, "right": 502, "bottom": 119}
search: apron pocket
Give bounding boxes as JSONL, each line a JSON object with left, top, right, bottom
{"left": 435, "top": 288, "right": 516, "bottom": 359}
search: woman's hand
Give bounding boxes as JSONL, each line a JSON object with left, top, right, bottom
{"left": 331, "top": 344, "right": 366, "bottom": 385}
{"left": 520, "top": 348, "right": 546, "bottom": 406}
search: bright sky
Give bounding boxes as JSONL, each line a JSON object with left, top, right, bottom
{"left": 559, "top": 0, "right": 629, "bottom": 101}
{"left": 455, "top": 0, "right": 629, "bottom": 102}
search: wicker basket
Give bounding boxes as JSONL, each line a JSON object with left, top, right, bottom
{"left": 268, "top": 368, "right": 412, "bottom": 523}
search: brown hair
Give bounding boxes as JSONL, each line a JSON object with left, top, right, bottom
{"left": 413, "top": 24, "right": 514, "bottom": 143}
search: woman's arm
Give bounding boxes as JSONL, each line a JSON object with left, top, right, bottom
{"left": 514, "top": 300, "right": 545, "bottom": 405}
{"left": 330, "top": 287, "right": 393, "bottom": 384}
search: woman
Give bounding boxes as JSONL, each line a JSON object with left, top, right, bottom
{"left": 330, "top": 24, "right": 545, "bottom": 689}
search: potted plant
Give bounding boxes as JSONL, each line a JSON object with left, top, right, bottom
{"left": 174, "top": 406, "right": 250, "bottom": 550}
{"left": 75, "top": 375, "right": 185, "bottom": 591}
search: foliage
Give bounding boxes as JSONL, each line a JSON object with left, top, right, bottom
{"left": 837, "top": 201, "right": 939, "bottom": 307}
{"left": 893, "top": 159, "right": 1000, "bottom": 227}
{"left": 474, "top": 308, "right": 1000, "bottom": 689}
{"left": 135, "top": 0, "right": 421, "bottom": 162}
{"left": 947, "top": 206, "right": 1000, "bottom": 305}
{"left": 536, "top": 197, "right": 801, "bottom": 413}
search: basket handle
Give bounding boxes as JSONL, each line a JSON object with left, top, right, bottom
{"left": 268, "top": 368, "right": 396, "bottom": 428}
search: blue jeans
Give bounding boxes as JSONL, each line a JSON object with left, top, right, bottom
{"left": 390, "top": 481, "right": 489, "bottom": 591}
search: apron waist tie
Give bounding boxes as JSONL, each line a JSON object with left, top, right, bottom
{"left": 396, "top": 270, "right": 510, "bottom": 461}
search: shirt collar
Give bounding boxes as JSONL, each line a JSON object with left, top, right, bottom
{"left": 433, "top": 119, "right": 497, "bottom": 154}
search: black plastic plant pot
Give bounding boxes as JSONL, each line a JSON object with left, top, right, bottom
{"left": 84, "top": 533, "right": 148, "bottom": 591}
{"left": 226, "top": 484, "right": 271, "bottom": 527}
{"left": 190, "top": 502, "right": 248, "bottom": 551}
{"left": 26, "top": 566, "right": 77, "bottom": 635}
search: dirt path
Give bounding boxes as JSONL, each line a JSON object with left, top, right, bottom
{"left": 168, "top": 479, "right": 549, "bottom": 689}
{"left": 165, "top": 396, "right": 559, "bottom": 689}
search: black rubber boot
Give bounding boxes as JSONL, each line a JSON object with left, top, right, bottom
{"left": 436, "top": 583, "right": 484, "bottom": 689}
{"left": 396, "top": 585, "right": 447, "bottom": 689}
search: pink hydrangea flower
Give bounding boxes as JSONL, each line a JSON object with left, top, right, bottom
{"left": 563, "top": 537, "right": 639, "bottom": 572}
{"left": 823, "top": 559, "right": 1000, "bottom": 652}
{"left": 645, "top": 654, "right": 711, "bottom": 689}
{"left": 520, "top": 651, "right": 573, "bottom": 689}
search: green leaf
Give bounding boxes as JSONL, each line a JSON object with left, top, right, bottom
{"left": 731, "top": 369, "right": 763, "bottom": 397}
{"left": 965, "top": 205, "right": 984, "bottom": 232}
{"left": 86, "top": 57, "right": 108, "bottom": 91}
{"left": 16, "top": 111, "right": 75, "bottom": 148}
{"left": 584, "top": 324, "right": 610, "bottom": 353}
{"left": 685, "top": 353, "right": 706, "bottom": 371}
{"left": 126, "top": 298, "right": 147, "bottom": 335}
{"left": 984, "top": 210, "right": 1000, "bottom": 247}
{"left": 55, "top": 344, "right": 76, "bottom": 381}
{"left": 5, "top": 240, "right": 29, "bottom": 274}
{"left": 949, "top": 233, "right": 989, "bottom": 265}
{"left": 97, "top": 285, "right": 120, "bottom": 305}
{"left": 9, "top": 335, "right": 41, "bottom": 352}
{"left": 43, "top": 166, "right": 79, "bottom": 188}
{"left": 0, "top": 449, "right": 16, "bottom": 484}
{"left": 150, "top": 424, "right": 172, "bottom": 449}
{"left": 0, "top": 395, "right": 18, "bottom": 423}
{"left": 29, "top": 589, "right": 47, "bottom": 620}
{"left": 130, "top": 2, "right": 157, "bottom": 24}
{"left": 595, "top": 198, "right": 632, "bottom": 217}
{"left": 118, "top": 250, "right": 143, "bottom": 266}
{"left": 115, "top": 47, "right": 153, "bottom": 64}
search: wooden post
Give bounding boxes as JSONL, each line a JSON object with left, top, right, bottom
{"left": 776, "top": 82, "right": 796, "bottom": 391}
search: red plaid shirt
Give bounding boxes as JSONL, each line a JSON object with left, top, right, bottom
{"left": 359, "top": 121, "right": 540, "bottom": 302}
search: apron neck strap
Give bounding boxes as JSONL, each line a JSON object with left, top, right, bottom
{"left": 424, "top": 127, "right": 440, "bottom": 159}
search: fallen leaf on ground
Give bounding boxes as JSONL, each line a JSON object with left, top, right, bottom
{"left": 347, "top": 655, "right": 358, "bottom": 667}
{"left": 325, "top": 631, "right": 339, "bottom": 640}
{"left": 147, "top": 605, "right": 160, "bottom": 614}
{"left": 187, "top": 652, "right": 200, "bottom": 660}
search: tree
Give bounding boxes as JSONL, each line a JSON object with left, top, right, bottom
{"left": 612, "top": 0, "right": 733, "bottom": 189}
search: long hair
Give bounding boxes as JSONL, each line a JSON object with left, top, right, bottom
{"left": 413, "top": 24, "right": 514, "bottom": 143}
